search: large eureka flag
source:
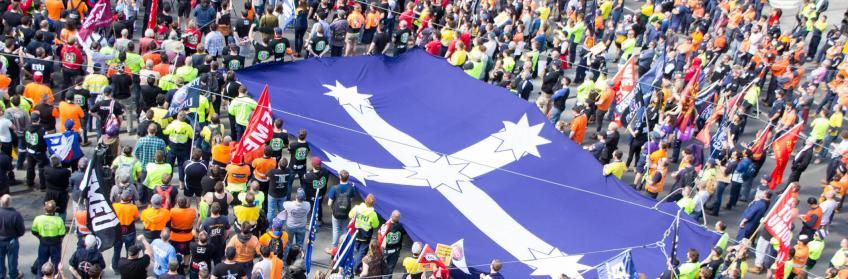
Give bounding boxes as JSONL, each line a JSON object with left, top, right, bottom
{"left": 235, "top": 49, "right": 718, "bottom": 278}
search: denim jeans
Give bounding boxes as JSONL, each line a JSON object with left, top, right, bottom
{"left": 112, "top": 230, "right": 137, "bottom": 270}
{"left": 353, "top": 240, "right": 370, "bottom": 272}
{"left": 0, "top": 239, "right": 19, "bottom": 279}
{"left": 549, "top": 107, "right": 564, "bottom": 123}
{"left": 32, "top": 243, "right": 60, "bottom": 275}
{"left": 286, "top": 226, "right": 306, "bottom": 250}
{"left": 726, "top": 181, "right": 743, "bottom": 209}
{"left": 711, "top": 182, "right": 728, "bottom": 215}
{"left": 331, "top": 217, "right": 348, "bottom": 248}
{"left": 818, "top": 133, "right": 837, "bottom": 160}
{"left": 740, "top": 178, "right": 755, "bottom": 202}
{"left": 267, "top": 197, "right": 287, "bottom": 224}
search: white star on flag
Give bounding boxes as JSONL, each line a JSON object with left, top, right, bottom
{"left": 406, "top": 155, "right": 471, "bottom": 192}
{"left": 323, "top": 81, "right": 373, "bottom": 113}
{"left": 526, "top": 248, "right": 591, "bottom": 278}
{"left": 492, "top": 114, "right": 551, "bottom": 159}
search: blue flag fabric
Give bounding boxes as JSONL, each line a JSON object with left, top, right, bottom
{"left": 694, "top": 83, "right": 717, "bottom": 116}
{"left": 597, "top": 250, "right": 638, "bottom": 279}
{"left": 639, "top": 51, "right": 665, "bottom": 104}
{"left": 235, "top": 49, "right": 718, "bottom": 278}
{"left": 333, "top": 228, "right": 357, "bottom": 279}
{"left": 45, "top": 131, "right": 83, "bottom": 164}
{"left": 304, "top": 189, "right": 323, "bottom": 275}
{"left": 165, "top": 78, "right": 201, "bottom": 118}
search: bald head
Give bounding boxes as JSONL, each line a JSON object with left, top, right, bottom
{"left": 0, "top": 195, "right": 10, "bottom": 208}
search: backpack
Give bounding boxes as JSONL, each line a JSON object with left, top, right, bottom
{"left": 155, "top": 185, "right": 173, "bottom": 208}
{"left": 743, "top": 162, "right": 757, "bottom": 180}
{"left": 114, "top": 157, "right": 138, "bottom": 183}
{"left": 332, "top": 186, "right": 354, "bottom": 219}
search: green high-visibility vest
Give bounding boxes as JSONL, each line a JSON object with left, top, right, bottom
{"left": 808, "top": 239, "right": 825, "bottom": 260}
{"left": 678, "top": 262, "right": 700, "bottom": 279}
{"left": 32, "top": 214, "right": 66, "bottom": 238}
{"left": 716, "top": 233, "right": 729, "bottom": 250}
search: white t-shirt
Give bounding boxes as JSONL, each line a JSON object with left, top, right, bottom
{"left": 0, "top": 118, "right": 12, "bottom": 143}
{"left": 821, "top": 199, "right": 838, "bottom": 226}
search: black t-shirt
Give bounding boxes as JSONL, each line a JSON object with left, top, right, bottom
{"left": 309, "top": 36, "right": 328, "bottom": 55}
{"left": 139, "top": 84, "right": 162, "bottom": 111}
{"left": 44, "top": 167, "right": 71, "bottom": 192}
{"left": 25, "top": 40, "right": 52, "bottom": 56}
{"left": 200, "top": 174, "right": 218, "bottom": 196}
{"left": 234, "top": 18, "right": 252, "bottom": 39}
{"left": 288, "top": 141, "right": 310, "bottom": 170}
{"left": 268, "top": 131, "right": 289, "bottom": 158}
{"left": 270, "top": 38, "right": 290, "bottom": 61}
{"left": 118, "top": 255, "right": 150, "bottom": 279}
{"left": 200, "top": 216, "right": 230, "bottom": 248}
{"left": 41, "top": 31, "right": 56, "bottom": 45}
{"left": 372, "top": 32, "right": 390, "bottom": 54}
{"left": 254, "top": 42, "right": 272, "bottom": 63}
{"left": 212, "top": 261, "right": 246, "bottom": 279}
{"left": 111, "top": 73, "right": 133, "bottom": 100}
{"left": 2, "top": 11, "right": 22, "bottom": 30}
{"left": 223, "top": 55, "right": 245, "bottom": 71}
{"left": 25, "top": 58, "right": 53, "bottom": 79}
{"left": 68, "top": 87, "right": 91, "bottom": 110}
{"left": 189, "top": 242, "right": 212, "bottom": 273}
{"left": 33, "top": 104, "right": 56, "bottom": 130}
{"left": 303, "top": 167, "right": 330, "bottom": 191}
{"left": 24, "top": 124, "right": 45, "bottom": 152}
{"left": 266, "top": 167, "right": 292, "bottom": 198}
{"left": 91, "top": 99, "right": 125, "bottom": 120}
{"left": 383, "top": 222, "right": 406, "bottom": 251}
{"left": 394, "top": 29, "right": 411, "bottom": 51}
{"left": 182, "top": 160, "right": 208, "bottom": 189}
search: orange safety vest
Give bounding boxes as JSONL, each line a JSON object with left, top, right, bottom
{"left": 75, "top": 210, "right": 91, "bottom": 234}
{"left": 646, "top": 169, "right": 667, "bottom": 194}
{"left": 803, "top": 207, "right": 823, "bottom": 230}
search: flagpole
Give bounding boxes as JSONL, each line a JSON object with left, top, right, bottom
{"left": 743, "top": 183, "right": 798, "bottom": 247}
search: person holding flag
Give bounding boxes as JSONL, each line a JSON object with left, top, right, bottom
{"left": 348, "top": 193, "right": 379, "bottom": 273}
{"left": 379, "top": 210, "right": 406, "bottom": 279}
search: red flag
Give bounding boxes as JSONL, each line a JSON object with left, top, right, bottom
{"left": 763, "top": 184, "right": 798, "bottom": 278}
{"left": 78, "top": 0, "right": 114, "bottom": 41}
{"left": 769, "top": 123, "right": 803, "bottom": 189}
{"left": 377, "top": 220, "right": 394, "bottom": 251}
{"left": 750, "top": 126, "right": 773, "bottom": 161}
{"left": 612, "top": 57, "right": 638, "bottom": 124}
{"left": 147, "top": 0, "right": 159, "bottom": 30}
{"left": 231, "top": 85, "right": 274, "bottom": 164}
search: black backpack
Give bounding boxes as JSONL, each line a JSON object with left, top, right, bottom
{"left": 332, "top": 186, "right": 354, "bottom": 219}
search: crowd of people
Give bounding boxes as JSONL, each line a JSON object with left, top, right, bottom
{"left": 0, "top": 0, "right": 842, "bottom": 276}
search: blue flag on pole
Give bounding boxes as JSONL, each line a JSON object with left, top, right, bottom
{"left": 597, "top": 250, "right": 638, "bottom": 279}
{"left": 45, "top": 131, "right": 83, "bottom": 164}
{"left": 235, "top": 50, "right": 718, "bottom": 278}
{"left": 304, "top": 188, "right": 323, "bottom": 275}
{"left": 165, "top": 78, "right": 201, "bottom": 118}
{"left": 639, "top": 52, "right": 665, "bottom": 104}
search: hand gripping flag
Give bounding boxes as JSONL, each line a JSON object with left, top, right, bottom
{"left": 235, "top": 50, "right": 718, "bottom": 277}
{"left": 750, "top": 125, "right": 773, "bottom": 161}
{"left": 231, "top": 85, "right": 273, "bottom": 164}
{"left": 45, "top": 131, "right": 83, "bottom": 164}
{"left": 79, "top": 153, "right": 119, "bottom": 251}
{"left": 304, "top": 186, "right": 324, "bottom": 274}
{"left": 78, "top": 0, "right": 113, "bottom": 41}
{"left": 769, "top": 123, "right": 804, "bottom": 189}
{"left": 763, "top": 184, "right": 799, "bottom": 279}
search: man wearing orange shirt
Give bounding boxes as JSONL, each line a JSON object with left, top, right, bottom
{"left": 45, "top": 0, "right": 63, "bottom": 21}
{"left": 112, "top": 191, "right": 139, "bottom": 271}
{"left": 141, "top": 194, "right": 170, "bottom": 242}
{"left": 251, "top": 147, "right": 276, "bottom": 206}
{"left": 169, "top": 197, "right": 196, "bottom": 267}
{"left": 226, "top": 161, "right": 251, "bottom": 196}
{"left": 23, "top": 72, "right": 52, "bottom": 105}
{"left": 57, "top": 92, "right": 84, "bottom": 133}
{"left": 211, "top": 136, "right": 232, "bottom": 167}
{"left": 594, "top": 82, "right": 614, "bottom": 132}
{"left": 569, "top": 106, "right": 588, "bottom": 145}
{"left": 345, "top": 5, "right": 365, "bottom": 56}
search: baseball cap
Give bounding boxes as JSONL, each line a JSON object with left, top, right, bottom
{"left": 761, "top": 174, "right": 771, "bottom": 182}
{"left": 271, "top": 219, "right": 284, "bottom": 237}
{"left": 312, "top": 157, "right": 321, "bottom": 167}
{"left": 33, "top": 71, "right": 43, "bottom": 82}
{"left": 274, "top": 27, "right": 283, "bottom": 36}
{"left": 411, "top": 242, "right": 422, "bottom": 254}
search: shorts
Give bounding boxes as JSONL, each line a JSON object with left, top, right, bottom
{"left": 184, "top": 185, "right": 202, "bottom": 197}
{"left": 170, "top": 240, "right": 192, "bottom": 255}
{"left": 345, "top": 32, "right": 360, "bottom": 45}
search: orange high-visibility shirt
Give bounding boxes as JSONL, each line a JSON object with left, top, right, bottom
{"left": 113, "top": 202, "right": 139, "bottom": 226}
{"left": 141, "top": 207, "right": 170, "bottom": 231}
{"left": 169, "top": 207, "right": 196, "bottom": 242}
